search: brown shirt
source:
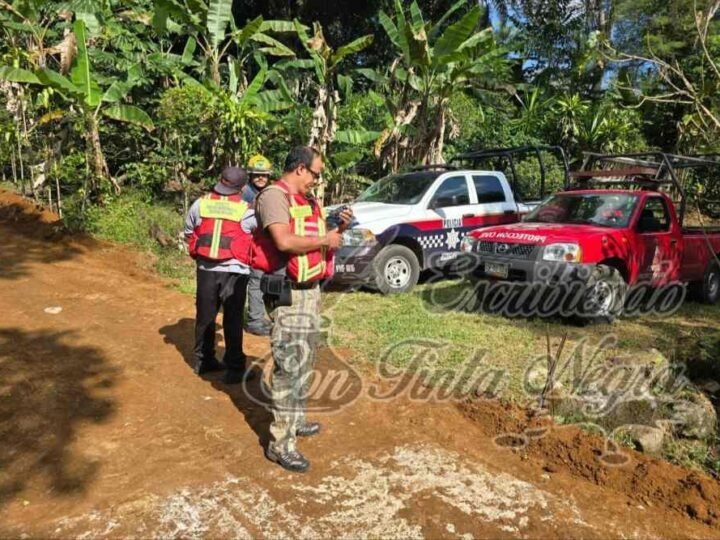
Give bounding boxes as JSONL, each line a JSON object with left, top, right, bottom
{"left": 255, "top": 186, "right": 290, "bottom": 231}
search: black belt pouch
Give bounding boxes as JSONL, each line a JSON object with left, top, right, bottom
{"left": 260, "top": 274, "right": 293, "bottom": 308}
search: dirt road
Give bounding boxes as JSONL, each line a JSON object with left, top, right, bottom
{"left": 1, "top": 190, "right": 719, "bottom": 539}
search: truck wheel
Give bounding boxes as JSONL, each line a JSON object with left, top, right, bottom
{"left": 699, "top": 260, "right": 720, "bottom": 304}
{"left": 580, "top": 265, "right": 628, "bottom": 324}
{"left": 372, "top": 244, "right": 420, "bottom": 294}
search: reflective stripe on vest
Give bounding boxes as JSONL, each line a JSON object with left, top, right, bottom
{"left": 289, "top": 201, "right": 327, "bottom": 282}
{"left": 199, "top": 196, "right": 248, "bottom": 260}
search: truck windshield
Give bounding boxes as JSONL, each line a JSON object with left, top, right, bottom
{"left": 524, "top": 193, "right": 639, "bottom": 228}
{"left": 357, "top": 172, "right": 439, "bottom": 205}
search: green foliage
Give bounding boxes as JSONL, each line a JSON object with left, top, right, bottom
{"left": 547, "top": 95, "right": 647, "bottom": 160}
{"left": 373, "top": 0, "right": 512, "bottom": 167}
{"left": 121, "top": 159, "right": 169, "bottom": 197}
{"left": 82, "top": 188, "right": 195, "bottom": 294}
{"left": 158, "top": 84, "right": 217, "bottom": 185}
{"left": 0, "top": 0, "right": 716, "bottom": 215}
{"left": 664, "top": 437, "right": 720, "bottom": 476}
{"left": 83, "top": 190, "right": 183, "bottom": 257}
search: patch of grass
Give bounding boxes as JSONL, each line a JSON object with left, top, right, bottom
{"left": 155, "top": 248, "right": 196, "bottom": 295}
{"left": 665, "top": 437, "right": 720, "bottom": 476}
{"left": 325, "top": 279, "right": 720, "bottom": 402}
{"left": 84, "top": 190, "right": 196, "bottom": 293}
{"left": 85, "top": 191, "right": 182, "bottom": 249}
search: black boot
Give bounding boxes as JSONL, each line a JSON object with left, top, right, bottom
{"left": 194, "top": 358, "right": 224, "bottom": 375}
{"left": 296, "top": 422, "right": 321, "bottom": 437}
{"left": 265, "top": 446, "right": 310, "bottom": 473}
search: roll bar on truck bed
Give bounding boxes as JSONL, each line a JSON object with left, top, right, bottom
{"left": 572, "top": 152, "right": 720, "bottom": 226}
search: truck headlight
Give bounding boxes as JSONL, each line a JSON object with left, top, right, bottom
{"left": 342, "top": 228, "right": 377, "bottom": 247}
{"left": 542, "top": 243, "right": 582, "bottom": 262}
{"left": 460, "top": 236, "right": 476, "bottom": 253}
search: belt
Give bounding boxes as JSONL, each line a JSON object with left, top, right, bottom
{"left": 291, "top": 281, "right": 319, "bottom": 290}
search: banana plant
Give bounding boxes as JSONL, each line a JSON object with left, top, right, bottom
{"left": 371, "top": 0, "right": 510, "bottom": 169}
{"left": 152, "top": 0, "right": 296, "bottom": 86}
{"left": 281, "top": 20, "right": 373, "bottom": 203}
{"left": 0, "top": 20, "right": 154, "bottom": 198}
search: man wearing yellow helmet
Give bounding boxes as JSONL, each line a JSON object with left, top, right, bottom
{"left": 243, "top": 154, "right": 272, "bottom": 204}
{"left": 243, "top": 154, "right": 273, "bottom": 336}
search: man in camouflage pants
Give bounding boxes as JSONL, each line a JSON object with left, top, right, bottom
{"left": 252, "top": 146, "right": 352, "bottom": 472}
{"left": 267, "top": 287, "right": 322, "bottom": 455}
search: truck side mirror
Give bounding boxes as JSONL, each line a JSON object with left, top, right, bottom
{"left": 430, "top": 195, "right": 460, "bottom": 209}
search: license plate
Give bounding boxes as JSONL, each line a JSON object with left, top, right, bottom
{"left": 335, "top": 264, "right": 356, "bottom": 273}
{"left": 485, "top": 262, "right": 509, "bottom": 279}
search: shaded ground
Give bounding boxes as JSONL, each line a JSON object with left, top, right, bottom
{"left": 1, "top": 189, "right": 720, "bottom": 539}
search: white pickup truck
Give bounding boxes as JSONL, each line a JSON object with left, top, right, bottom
{"left": 330, "top": 147, "right": 569, "bottom": 293}
{"left": 331, "top": 170, "right": 527, "bottom": 293}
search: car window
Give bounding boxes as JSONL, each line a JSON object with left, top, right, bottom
{"left": 524, "top": 193, "right": 639, "bottom": 228}
{"left": 356, "top": 172, "right": 439, "bottom": 205}
{"left": 429, "top": 176, "right": 470, "bottom": 208}
{"left": 638, "top": 197, "right": 671, "bottom": 233}
{"left": 473, "top": 175, "right": 506, "bottom": 204}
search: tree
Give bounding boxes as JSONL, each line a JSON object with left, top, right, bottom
{"left": 490, "top": 0, "right": 614, "bottom": 96}
{"left": 284, "top": 20, "right": 374, "bottom": 202}
{"left": 1, "top": 19, "right": 154, "bottom": 200}
{"left": 371, "top": 0, "right": 511, "bottom": 170}
{"left": 607, "top": 0, "right": 720, "bottom": 152}
{"left": 152, "top": 0, "right": 296, "bottom": 86}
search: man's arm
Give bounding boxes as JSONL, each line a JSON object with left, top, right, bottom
{"left": 241, "top": 209, "right": 257, "bottom": 234}
{"left": 257, "top": 188, "right": 346, "bottom": 253}
{"left": 267, "top": 223, "right": 341, "bottom": 254}
{"left": 184, "top": 200, "right": 201, "bottom": 240}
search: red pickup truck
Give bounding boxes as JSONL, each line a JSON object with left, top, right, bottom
{"left": 460, "top": 153, "right": 720, "bottom": 321}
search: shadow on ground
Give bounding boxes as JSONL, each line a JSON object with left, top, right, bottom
{"left": 159, "top": 319, "right": 273, "bottom": 449}
{"left": 0, "top": 197, "right": 89, "bottom": 281}
{"left": 0, "top": 327, "right": 117, "bottom": 508}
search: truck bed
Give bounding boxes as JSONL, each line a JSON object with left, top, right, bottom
{"left": 682, "top": 226, "right": 720, "bottom": 235}
{"left": 680, "top": 229, "right": 720, "bottom": 283}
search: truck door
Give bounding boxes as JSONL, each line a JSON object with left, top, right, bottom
{"left": 421, "top": 174, "right": 475, "bottom": 264}
{"left": 634, "top": 196, "right": 682, "bottom": 285}
{"left": 470, "top": 174, "right": 520, "bottom": 226}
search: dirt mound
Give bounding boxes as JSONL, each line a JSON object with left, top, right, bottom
{"left": 460, "top": 398, "right": 720, "bottom": 527}
{"left": 0, "top": 190, "right": 63, "bottom": 231}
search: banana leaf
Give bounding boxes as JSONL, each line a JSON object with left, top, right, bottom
{"left": 0, "top": 66, "right": 40, "bottom": 84}
{"left": 206, "top": 0, "right": 233, "bottom": 50}
{"left": 103, "top": 104, "right": 155, "bottom": 131}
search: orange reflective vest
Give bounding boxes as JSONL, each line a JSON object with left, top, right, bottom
{"left": 251, "top": 181, "right": 335, "bottom": 282}
{"left": 189, "top": 192, "right": 251, "bottom": 263}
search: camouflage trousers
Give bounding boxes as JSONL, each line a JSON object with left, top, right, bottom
{"left": 268, "top": 286, "right": 321, "bottom": 453}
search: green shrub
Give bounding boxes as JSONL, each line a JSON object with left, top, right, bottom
{"left": 84, "top": 190, "right": 183, "bottom": 249}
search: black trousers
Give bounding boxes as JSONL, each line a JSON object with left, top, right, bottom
{"left": 194, "top": 270, "right": 249, "bottom": 369}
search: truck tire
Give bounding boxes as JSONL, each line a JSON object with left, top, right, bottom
{"left": 372, "top": 244, "right": 420, "bottom": 294}
{"left": 579, "top": 265, "right": 628, "bottom": 324}
{"left": 697, "top": 260, "right": 720, "bottom": 304}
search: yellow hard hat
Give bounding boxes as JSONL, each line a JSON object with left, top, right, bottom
{"left": 247, "top": 154, "right": 272, "bottom": 175}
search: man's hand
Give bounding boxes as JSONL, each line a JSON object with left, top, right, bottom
{"left": 323, "top": 229, "right": 343, "bottom": 249}
{"left": 337, "top": 207, "right": 354, "bottom": 233}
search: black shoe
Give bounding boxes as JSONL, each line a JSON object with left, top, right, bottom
{"left": 296, "top": 422, "right": 321, "bottom": 437}
{"left": 194, "top": 358, "right": 224, "bottom": 375}
{"left": 222, "top": 368, "right": 256, "bottom": 385}
{"left": 265, "top": 446, "right": 310, "bottom": 473}
{"left": 245, "top": 322, "right": 271, "bottom": 337}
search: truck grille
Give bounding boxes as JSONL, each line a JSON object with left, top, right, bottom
{"left": 477, "top": 241, "right": 536, "bottom": 259}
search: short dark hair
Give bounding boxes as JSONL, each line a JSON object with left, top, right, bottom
{"left": 283, "top": 146, "right": 321, "bottom": 173}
